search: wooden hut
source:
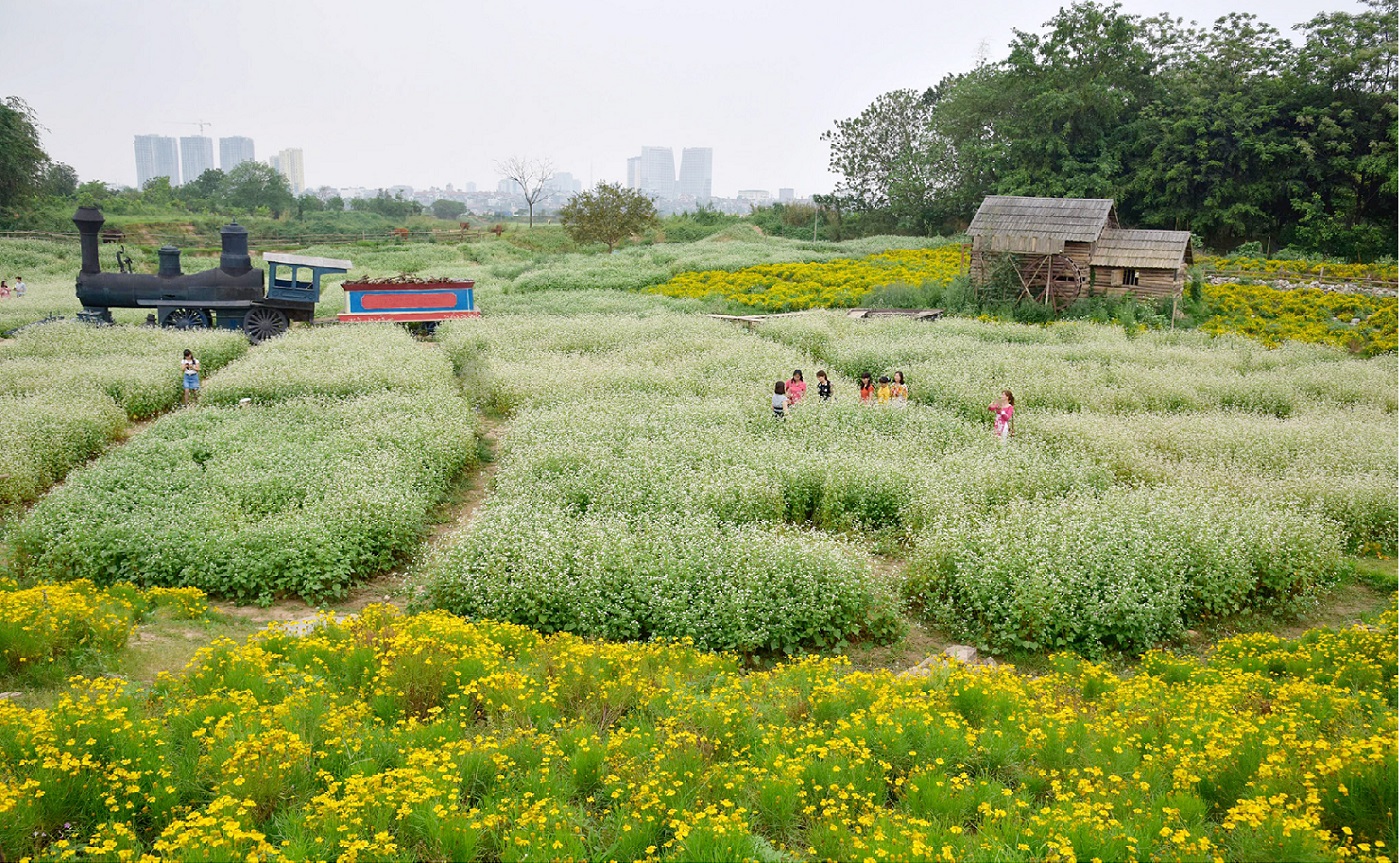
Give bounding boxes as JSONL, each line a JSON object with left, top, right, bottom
{"left": 1088, "top": 228, "right": 1193, "bottom": 300}
{"left": 967, "top": 195, "right": 1191, "bottom": 307}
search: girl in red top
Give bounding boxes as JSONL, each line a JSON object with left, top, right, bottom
{"left": 786, "top": 369, "right": 807, "bottom": 404}
{"left": 858, "top": 372, "right": 874, "bottom": 404}
{"left": 989, "top": 389, "right": 1015, "bottom": 442}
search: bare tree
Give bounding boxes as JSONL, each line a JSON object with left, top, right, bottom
{"left": 495, "top": 156, "right": 554, "bottom": 227}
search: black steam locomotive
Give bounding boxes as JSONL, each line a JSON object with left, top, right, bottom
{"left": 72, "top": 207, "right": 349, "bottom": 343}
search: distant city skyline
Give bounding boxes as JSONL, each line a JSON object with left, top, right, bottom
{"left": 23, "top": 0, "right": 1361, "bottom": 197}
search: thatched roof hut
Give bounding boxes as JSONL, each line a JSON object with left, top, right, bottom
{"left": 968, "top": 196, "right": 1192, "bottom": 306}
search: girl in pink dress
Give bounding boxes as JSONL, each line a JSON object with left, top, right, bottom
{"left": 786, "top": 369, "right": 807, "bottom": 404}
{"left": 989, "top": 389, "right": 1015, "bottom": 442}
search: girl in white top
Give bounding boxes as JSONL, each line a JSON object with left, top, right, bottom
{"left": 772, "top": 380, "right": 789, "bottom": 419}
{"left": 182, "top": 349, "right": 201, "bottom": 404}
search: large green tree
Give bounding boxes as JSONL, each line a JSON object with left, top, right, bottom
{"left": 0, "top": 97, "right": 51, "bottom": 215}
{"left": 821, "top": 88, "right": 957, "bottom": 233}
{"left": 559, "top": 183, "right": 657, "bottom": 251}
{"left": 224, "top": 161, "right": 294, "bottom": 218}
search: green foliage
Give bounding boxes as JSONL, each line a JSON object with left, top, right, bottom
{"left": 831, "top": 0, "right": 1398, "bottom": 255}
{"left": 0, "top": 97, "right": 51, "bottom": 221}
{"left": 10, "top": 327, "right": 476, "bottom": 603}
{"left": 558, "top": 182, "right": 659, "bottom": 252}
{"left": 430, "top": 199, "right": 465, "bottom": 221}
{"left": 350, "top": 190, "right": 423, "bottom": 219}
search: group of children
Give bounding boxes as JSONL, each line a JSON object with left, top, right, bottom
{"left": 0, "top": 276, "right": 27, "bottom": 299}
{"left": 771, "top": 368, "right": 1017, "bottom": 441}
{"left": 771, "top": 368, "right": 909, "bottom": 418}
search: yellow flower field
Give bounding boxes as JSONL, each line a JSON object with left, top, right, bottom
{"left": 0, "top": 581, "right": 209, "bottom": 683}
{"left": 1201, "top": 282, "right": 1398, "bottom": 356}
{"left": 648, "top": 246, "right": 966, "bottom": 312}
{"left": 0, "top": 603, "right": 1392, "bottom": 862}
{"left": 1205, "top": 256, "right": 1399, "bottom": 284}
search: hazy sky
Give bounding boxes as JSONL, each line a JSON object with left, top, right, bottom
{"left": 3, "top": 0, "right": 1367, "bottom": 198}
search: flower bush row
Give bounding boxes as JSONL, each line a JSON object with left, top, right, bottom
{"left": 0, "top": 324, "right": 249, "bottom": 518}
{"left": 424, "top": 311, "right": 1390, "bottom": 654}
{"left": 1200, "top": 281, "right": 1398, "bottom": 356}
{"left": 647, "top": 245, "right": 966, "bottom": 312}
{"left": 1205, "top": 254, "right": 1399, "bottom": 282}
{"left": 0, "top": 603, "right": 1392, "bottom": 862}
{"left": 0, "top": 580, "right": 209, "bottom": 684}
{"left": 10, "top": 326, "right": 478, "bottom": 604}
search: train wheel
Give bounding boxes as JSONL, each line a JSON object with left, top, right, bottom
{"left": 243, "top": 307, "right": 289, "bottom": 344}
{"left": 162, "top": 308, "right": 209, "bottom": 330}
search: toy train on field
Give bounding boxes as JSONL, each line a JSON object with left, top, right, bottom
{"left": 72, "top": 206, "right": 479, "bottom": 343}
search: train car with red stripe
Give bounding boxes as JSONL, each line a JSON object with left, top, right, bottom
{"left": 338, "top": 278, "right": 480, "bottom": 331}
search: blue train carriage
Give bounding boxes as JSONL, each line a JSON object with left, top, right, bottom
{"left": 254, "top": 252, "right": 352, "bottom": 342}
{"left": 338, "top": 277, "right": 479, "bottom": 331}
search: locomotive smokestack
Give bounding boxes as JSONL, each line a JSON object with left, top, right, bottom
{"left": 158, "top": 246, "right": 183, "bottom": 278}
{"left": 73, "top": 207, "right": 104, "bottom": 274}
{"left": 220, "top": 222, "right": 251, "bottom": 274}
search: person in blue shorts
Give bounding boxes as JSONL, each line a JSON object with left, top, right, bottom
{"left": 182, "top": 349, "right": 201, "bottom": 404}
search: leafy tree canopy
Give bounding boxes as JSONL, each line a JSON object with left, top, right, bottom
{"left": 559, "top": 182, "right": 658, "bottom": 251}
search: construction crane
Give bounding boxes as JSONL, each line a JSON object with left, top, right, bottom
{"left": 164, "top": 120, "right": 214, "bottom": 134}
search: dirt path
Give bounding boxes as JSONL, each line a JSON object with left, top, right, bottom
{"left": 210, "top": 415, "right": 506, "bottom": 629}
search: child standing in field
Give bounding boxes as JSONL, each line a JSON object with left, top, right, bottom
{"left": 890, "top": 371, "right": 908, "bottom": 407}
{"left": 772, "top": 380, "right": 789, "bottom": 419}
{"left": 182, "top": 349, "right": 201, "bottom": 404}
{"left": 786, "top": 369, "right": 807, "bottom": 404}
{"left": 816, "top": 370, "right": 832, "bottom": 401}
{"left": 876, "top": 375, "right": 892, "bottom": 404}
{"left": 0, "top": 280, "right": 9, "bottom": 299}
{"left": 988, "top": 389, "right": 1015, "bottom": 442}
{"left": 13, "top": 276, "right": 24, "bottom": 298}
{"left": 859, "top": 372, "right": 874, "bottom": 404}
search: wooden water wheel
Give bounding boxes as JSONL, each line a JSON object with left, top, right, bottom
{"left": 1018, "top": 253, "right": 1085, "bottom": 311}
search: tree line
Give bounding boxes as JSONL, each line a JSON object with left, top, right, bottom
{"left": 822, "top": 0, "right": 1397, "bottom": 259}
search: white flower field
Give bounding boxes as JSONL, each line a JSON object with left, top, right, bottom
{"left": 0, "top": 234, "right": 1393, "bottom": 656}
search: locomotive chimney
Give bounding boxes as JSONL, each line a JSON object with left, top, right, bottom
{"left": 219, "top": 222, "right": 252, "bottom": 274}
{"left": 73, "top": 207, "right": 104, "bottom": 274}
{"left": 157, "top": 245, "right": 183, "bottom": 278}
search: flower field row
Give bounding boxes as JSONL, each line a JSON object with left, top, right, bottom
{"left": 424, "top": 314, "right": 903, "bottom": 653}
{"left": 10, "top": 326, "right": 478, "bottom": 603}
{"left": 646, "top": 245, "right": 966, "bottom": 312}
{"left": 1205, "top": 254, "right": 1399, "bottom": 283}
{"left": 0, "top": 324, "right": 248, "bottom": 518}
{"left": 0, "top": 579, "right": 208, "bottom": 684}
{"left": 0, "top": 603, "right": 1392, "bottom": 861}
{"left": 1200, "top": 281, "right": 1398, "bottom": 356}
{"left": 423, "top": 306, "right": 1393, "bottom": 654}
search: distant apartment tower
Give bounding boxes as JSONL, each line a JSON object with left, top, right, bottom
{"left": 678, "top": 148, "right": 713, "bottom": 201}
{"left": 778, "top": 188, "right": 795, "bottom": 203}
{"left": 219, "top": 136, "right": 255, "bottom": 171}
{"left": 629, "top": 146, "right": 676, "bottom": 200}
{"left": 269, "top": 147, "right": 305, "bottom": 194}
{"left": 179, "top": 136, "right": 215, "bottom": 185}
{"left": 549, "top": 172, "right": 583, "bottom": 194}
{"left": 133, "top": 134, "right": 179, "bottom": 188}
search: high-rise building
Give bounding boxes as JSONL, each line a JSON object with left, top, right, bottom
{"left": 179, "top": 136, "right": 215, "bottom": 185}
{"left": 548, "top": 172, "right": 583, "bottom": 194}
{"left": 778, "top": 188, "right": 795, "bottom": 203}
{"left": 678, "top": 148, "right": 713, "bottom": 201}
{"left": 632, "top": 147, "right": 676, "bottom": 200}
{"left": 219, "top": 136, "right": 255, "bottom": 171}
{"left": 134, "top": 134, "right": 179, "bottom": 188}
{"left": 626, "top": 157, "right": 641, "bottom": 190}
{"left": 270, "top": 148, "right": 305, "bottom": 195}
